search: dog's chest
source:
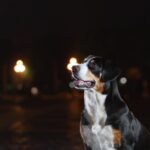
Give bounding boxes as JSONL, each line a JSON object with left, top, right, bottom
{"left": 80, "top": 125, "right": 116, "bottom": 150}
{"left": 80, "top": 90, "right": 117, "bottom": 150}
{"left": 84, "top": 90, "right": 107, "bottom": 125}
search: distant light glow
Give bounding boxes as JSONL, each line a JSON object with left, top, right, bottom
{"left": 67, "top": 64, "right": 72, "bottom": 71}
{"left": 31, "top": 87, "right": 39, "bottom": 95}
{"left": 17, "top": 60, "right": 23, "bottom": 65}
{"left": 70, "top": 58, "right": 77, "bottom": 64}
{"left": 120, "top": 77, "right": 127, "bottom": 85}
{"left": 14, "top": 59, "right": 26, "bottom": 73}
{"left": 67, "top": 57, "right": 78, "bottom": 71}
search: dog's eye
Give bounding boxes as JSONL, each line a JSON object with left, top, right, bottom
{"left": 90, "top": 60, "right": 96, "bottom": 68}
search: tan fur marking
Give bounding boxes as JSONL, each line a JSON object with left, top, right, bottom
{"left": 86, "top": 70, "right": 104, "bottom": 93}
{"left": 113, "top": 129, "right": 122, "bottom": 146}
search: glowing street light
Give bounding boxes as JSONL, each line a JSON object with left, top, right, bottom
{"left": 67, "top": 57, "right": 78, "bottom": 71}
{"left": 14, "top": 60, "right": 26, "bottom": 73}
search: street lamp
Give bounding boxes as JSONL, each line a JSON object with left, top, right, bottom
{"left": 67, "top": 57, "right": 78, "bottom": 71}
{"left": 13, "top": 59, "right": 26, "bottom": 92}
{"left": 14, "top": 60, "right": 26, "bottom": 73}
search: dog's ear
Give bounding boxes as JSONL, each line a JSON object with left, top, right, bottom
{"left": 101, "top": 60, "right": 121, "bottom": 82}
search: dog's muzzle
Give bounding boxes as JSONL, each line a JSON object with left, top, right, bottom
{"left": 70, "top": 65, "right": 95, "bottom": 89}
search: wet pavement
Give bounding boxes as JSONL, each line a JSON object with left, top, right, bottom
{"left": 0, "top": 92, "right": 149, "bottom": 150}
{"left": 0, "top": 93, "right": 83, "bottom": 150}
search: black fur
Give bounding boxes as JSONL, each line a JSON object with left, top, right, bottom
{"left": 72, "top": 55, "right": 150, "bottom": 150}
{"left": 97, "top": 56, "right": 150, "bottom": 150}
{"left": 84, "top": 144, "right": 93, "bottom": 150}
{"left": 81, "top": 111, "right": 89, "bottom": 126}
{"left": 104, "top": 80, "right": 150, "bottom": 150}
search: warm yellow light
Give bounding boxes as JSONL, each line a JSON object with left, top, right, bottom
{"left": 14, "top": 59, "right": 26, "bottom": 73}
{"left": 70, "top": 58, "right": 77, "bottom": 64}
{"left": 16, "top": 60, "right": 23, "bottom": 65}
{"left": 67, "top": 57, "right": 78, "bottom": 71}
{"left": 67, "top": 64, "right": 72, "bottom": 70}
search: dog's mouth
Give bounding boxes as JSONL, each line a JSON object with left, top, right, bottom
{"left": 70, "top": 74, "right": 95, "bottom": 89}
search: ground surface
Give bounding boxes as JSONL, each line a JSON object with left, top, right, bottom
{"left": 0, "top": 92, "right": 149, "bottom": 150}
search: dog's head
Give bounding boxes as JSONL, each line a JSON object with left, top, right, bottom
{"left": 71, "top": 55, "right": 121, "bottom": 92}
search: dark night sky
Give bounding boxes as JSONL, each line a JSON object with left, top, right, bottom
{"left": 0, "top": 0, "right": 150, "bottom": 91}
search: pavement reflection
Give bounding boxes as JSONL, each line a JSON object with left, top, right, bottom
{"left": 0, "top": 93, "right": 83, "bottom": 150}
{"left": 0, "top": 91, "right": 149, "bottom": 150}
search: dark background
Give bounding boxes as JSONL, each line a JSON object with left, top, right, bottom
{"left": 0, "top": 1, "right": 150, "bottom": 149}
{"left": 0, "top": 0, "right": 150, "bottom": 94}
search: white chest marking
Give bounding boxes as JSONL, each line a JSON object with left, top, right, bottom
{"left": 84, "top": 90, "right": 107, "bottom": 128}
{"left": 81, "top": 90, "right": 116, "bottom": 150}
{"left": 80, "top": 125, "right": 116, "bottom": 150}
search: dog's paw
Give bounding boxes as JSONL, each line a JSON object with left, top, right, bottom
{"left": 92, "top": 124, "right": 101, "bottom": 134}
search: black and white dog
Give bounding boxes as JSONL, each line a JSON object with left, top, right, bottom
{"left": 70, "top": 55, "right": 150, "bottom": 150}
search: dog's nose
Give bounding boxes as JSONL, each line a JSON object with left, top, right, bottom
{"left": 72, "top": 65, "right": 80, "bottom": 73}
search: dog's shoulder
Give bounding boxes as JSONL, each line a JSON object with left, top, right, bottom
{"left": 111, "top": 109, "right": 150, "bottom": 149}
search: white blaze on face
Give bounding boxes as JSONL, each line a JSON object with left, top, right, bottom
{"left": 76, "top": 56, "right": 95, "bottom": 80}
{"left": 78, "top": 62, "right": 90, "bottom": 81}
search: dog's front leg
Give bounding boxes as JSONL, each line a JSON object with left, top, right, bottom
{"left": 91, "top": 124, "right": 102, "bottom": 135}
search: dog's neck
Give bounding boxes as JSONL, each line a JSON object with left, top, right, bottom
{"left": 84, "top": 89, "right": 107, "bottom": 126}
{"left": 83, "top": 80, "right": 123, "bottom": 126}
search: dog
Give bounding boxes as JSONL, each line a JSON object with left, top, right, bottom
{"left": 70, "top": 55, "right": 150, "bottom": 150}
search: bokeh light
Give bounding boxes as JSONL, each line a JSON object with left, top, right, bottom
{"left": 67, "top": 57, "right": 78, "bottom": 71}
{"left": 14, "top": 60, "right": 26, "bottom": 73}
{"left": 120, "top": 77, "right": 127, "bottom": 85}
